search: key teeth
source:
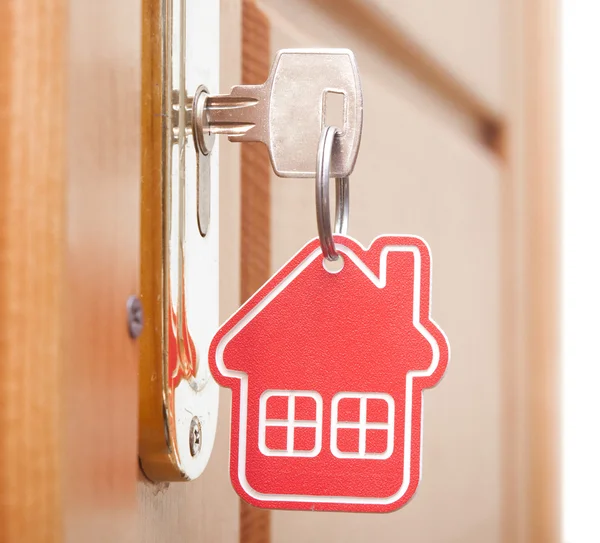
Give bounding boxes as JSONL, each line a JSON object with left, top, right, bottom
{"left": 209, "top": 122, "right": 256, "bottom": 138}
{"left": 206, "top": 96, "right": 259, "bottom": 109}
{"left": 204, "top": 94, "right": 260, "bottom": 138}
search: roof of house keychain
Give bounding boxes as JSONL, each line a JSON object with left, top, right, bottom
{"left": 209, "top": 53, "right": 449, "bottom": 514}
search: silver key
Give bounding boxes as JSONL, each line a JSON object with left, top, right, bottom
{"left": 194, "top": 48, "right": 363, "bottom": 178}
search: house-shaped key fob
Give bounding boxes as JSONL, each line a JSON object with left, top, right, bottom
{"left": 209, "top": 235, "right": 450, "bottom": 513}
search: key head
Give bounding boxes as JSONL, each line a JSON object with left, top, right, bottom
{"left": 231, "top": 49, "right": 363, "bottom": 178}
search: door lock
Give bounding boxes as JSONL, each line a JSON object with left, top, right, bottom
{"left": 139, "top": 0, "right": 363, "bottom": 485}
{"left": 193, "top": 48, "right": 363, "bottom": 179}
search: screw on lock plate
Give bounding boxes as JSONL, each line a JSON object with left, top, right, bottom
{"left": 193, "top": 49, "right": 363, "bottom": 178}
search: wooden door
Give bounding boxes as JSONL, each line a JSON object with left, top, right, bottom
{"left": 0, "top": 0, "right": 557, "bottom": 542}
{"left": 266, "top": 0, "right": 504, "bottom": 541}
{"left": 250, "top": 1, "right": 559, "bottom": 542}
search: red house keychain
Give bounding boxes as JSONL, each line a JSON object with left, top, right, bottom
{"left": 209, "top": 127, "right": 449, "bottom": 513}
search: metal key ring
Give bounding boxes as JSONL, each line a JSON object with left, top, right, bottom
{"left": 316, "top": 126, "right": 350, "bottom": 261}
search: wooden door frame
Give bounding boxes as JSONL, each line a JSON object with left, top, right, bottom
{"left": 503, "top": 1, "right": 560, "bottom": 541}
{"left": 239, "top": 2, "right": 272, "bottom": 542}
{"left": 1, "top": 0, "right": 141, "bottom": 541}
{"left": 0, "top": 1, "right": 67, "bottom": 541}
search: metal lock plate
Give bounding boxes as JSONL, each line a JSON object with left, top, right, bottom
{"left": 139, "top": 0, "right": 219, "bottom": 481}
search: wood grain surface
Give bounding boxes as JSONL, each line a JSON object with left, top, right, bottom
{"left": 0, "top": 2, "right": 66, "bottom": 541}
{"left": 239, "top": 3, "right": 272, "bottom": 543}
{"left": 297, "top": 0, "right": 504, "bottom": 154}
{"left": 524, "top": 0, "right": 560, "bottom": 535}
{"left": 65, "top": 0, "right": 141, "bottom": 541}
{"left": 503, "top": 0, "right": 560, "bottom": 541}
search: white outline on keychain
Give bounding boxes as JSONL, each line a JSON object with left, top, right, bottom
{"left": 258, "top": 390, "right": 323, "bottom": 457}
{"left": 214, "top": 235, "right": 445, "bottom": 505}
{"left": 330, "top": 392, "right": 395, "bottom": 460}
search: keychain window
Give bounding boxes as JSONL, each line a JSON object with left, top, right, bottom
{"left": 258, "top": 390, "right": 323, "bottom": 457}
{"left": 331, "top": 393, "right": 395, "bottom": 460}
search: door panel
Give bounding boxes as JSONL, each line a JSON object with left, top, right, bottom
{"left": 261, "top": 0, "right": 502, "bottom": 118}
{"left": 66, "top": 0, "right": 141, "bottom": 541}
{"left": 363, "top": 0, "right": 503, "bottom": 112}
{"left": 0, "top": 2, "right": 66, "bottom": 541}
{"left": 271, "top": 92, "right": 502, "bottom": 542}
{"left": 265, "top": 2, "right": 503, "bottom": 541}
